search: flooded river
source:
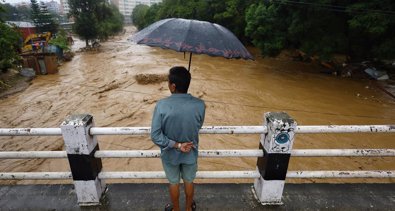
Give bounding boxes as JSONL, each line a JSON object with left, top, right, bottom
{"left": 0, "top": 27, "right": 394, "bottom": 184}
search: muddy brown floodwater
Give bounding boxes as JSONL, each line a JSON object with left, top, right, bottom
{"left": 0, "top": 26, "right": 394, "bottom": 185}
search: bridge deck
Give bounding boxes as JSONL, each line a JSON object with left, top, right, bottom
{"left": 0, "top": 183, "right": 393, "bottom": 210}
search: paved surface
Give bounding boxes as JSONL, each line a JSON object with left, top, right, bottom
{"left": 0, "top": 183, "right": 394, "bottom": 210}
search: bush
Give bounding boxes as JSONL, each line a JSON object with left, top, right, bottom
{"left": 0, "top": 23, "right": 22, "bottom": 71}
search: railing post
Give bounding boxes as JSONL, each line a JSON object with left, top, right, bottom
{"left": 253, "top": 112, "right": 296, "bottom": 205}
{"left": 60, "top": 114, "right": 105, "bottom": 206}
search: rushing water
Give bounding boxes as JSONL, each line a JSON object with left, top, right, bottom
{"left": 0, "top": 27, "right": 394, "bottom": 184}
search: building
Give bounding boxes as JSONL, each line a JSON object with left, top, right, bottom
{"left": 59, "top": 0, "right": 70, "bottom": 16}
{"left": 111, "top": 0, "right": 162, "bottom": 23}
{"left": 6, "top": 21, "right": 36, "bottom": 39}
{"left": 46, "top": 0, "right": 60, "bottom": 14}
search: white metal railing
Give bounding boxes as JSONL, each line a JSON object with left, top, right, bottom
{"left": 1, "top": 120, "right": 394, "bottom": 206}
{"left": 0, "top": 149, "right": 395, "bottom": 159}
{"left": 0, "top": 125, "right": 393, "bottom": 180}
{"left": 1, "top": 125, "right": 394, "bottom": 136}
{"left": 0, "top": 170, "right": 393, "bottom": 180}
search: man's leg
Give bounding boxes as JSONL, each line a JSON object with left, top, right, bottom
{"left": 181, "top": 163, "right": 197, "bottom": 211}
{"left": 162, "top": 161, "right": 181, "bottom": 211}
{"left": 184, "top": 182, "right": 194, "bottom": 211}
{"left": 169, "top": 184, "right": 180, "bottom": 211}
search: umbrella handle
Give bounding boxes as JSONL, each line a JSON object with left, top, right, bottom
{"left": 188, "top": 52, "right": 192, "bottom": 71}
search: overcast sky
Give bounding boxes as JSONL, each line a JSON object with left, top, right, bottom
{"left": 3, "top": 0, "right": 60, "bottom": 4}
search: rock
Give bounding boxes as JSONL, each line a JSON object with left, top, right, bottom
{"left": 19, "top": 68, "right": 36, "bottom": 78}
{"left": 364, "top": 67, "right": 389, "bottom": 80}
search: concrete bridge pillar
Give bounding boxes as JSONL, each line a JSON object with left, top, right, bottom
{"left": 254, "top": 112, "right": 297, "bottom": 205}
{"left": 61, "top": 114, "right": 105, "bottom": 206}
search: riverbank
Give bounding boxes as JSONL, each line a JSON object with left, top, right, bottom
{"left": 0, "top": 69, "right": 32, "bottom": 99}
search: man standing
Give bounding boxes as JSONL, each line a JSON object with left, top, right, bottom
{"left": 151, "top": 66, "right": 205, "bottom": 211}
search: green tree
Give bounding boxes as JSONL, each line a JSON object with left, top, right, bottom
{"left": 132, "top": 4, "right": 150, "bottom": 30}
{"left": 131, "top": 0, "right": 257, "bottom": 42}
{"left": 245, "top": 3, "right": 288, "bottom": 56}
{"left": 1, "top": 3, "right": 32, "bottom": 21}
{"left": 96, "top": 3, "right": 124, "bottom": 41}
{"left": 69, "top": 0, "right": 123, "bottom": 46}
{"left": 49, "top": 29, "right": 69, "bottom": 51}
{"left": 213, "top": 0, "right": 257, "bottom": 42}
{"left": 347, "top": 1, "right": 395, "bottom": 59}
{"left": 245, "top": 0, "right": 395, "bottom": 61}
{"left": 0, "top": 4, "right": 22, "bottom": 71}
{"left": 38, "top": 2, "right": 58, "bottom": 33}
{"left": 30, "top": 0, "right": 58, "bottom": 33}
{"left": 69, "top": 0, "right": 102, "bottom": 46}
{"left": 286, "top": 0, "right": 348, "bottom": 60}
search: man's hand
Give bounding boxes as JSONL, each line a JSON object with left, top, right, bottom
{"left": 179, "top": 142, "right": 193, "bottom": 153}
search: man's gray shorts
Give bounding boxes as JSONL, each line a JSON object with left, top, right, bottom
{"left": 162, "top": 161, "right": 197, "bottom": 184}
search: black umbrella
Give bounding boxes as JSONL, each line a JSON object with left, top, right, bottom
{"left": 128, "top": 18, "right": 253, "bottom": 71}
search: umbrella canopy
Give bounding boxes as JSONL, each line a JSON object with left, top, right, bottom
{"left": 129, "top": 18, "right": 253, "bottom": 70}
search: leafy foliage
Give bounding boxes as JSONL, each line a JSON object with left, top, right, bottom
{"left": 30, "top": 0, "right": 58, "bottom": 34}
{"left": 96, "top": 3, "right": 124, "bottom": 41}
{"left": 0, "top": 3, "right": 32, "bottom": 21}
{"left": 245, "top": 0, "right": 395, "bottom": 60}
{"left": 0, "top": 25, "right": 21, "bottom": 70}
{"left": 245, "top": 3, "right": 288, "bottom": 56}
{"left": 49, "top": 29, "right": 69, "bottom": 51}
{"left": 132, "top": 4, "right": 150, "bottom": 30}
{"left": 131, "top": 0, "right": 258, "bottom": 41}
{"left": 0, "top": 5, "right": 22, "bottom": 71}
{"left": 69, "top": 0, "right": 123, "bottom": 46}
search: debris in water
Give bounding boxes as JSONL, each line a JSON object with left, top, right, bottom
{"left": 364, "top": 67, "right": 389, "bottom": 80}
{"left": 135, "top": 73, "right": 167, "bottom": 85}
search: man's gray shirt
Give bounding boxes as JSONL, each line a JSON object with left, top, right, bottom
{"left": 151, "top": 93, "right": 205, "bottom": 165}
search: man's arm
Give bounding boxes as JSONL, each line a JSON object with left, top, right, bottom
{"left": 151, "top": 104, "right": 176, "bottom": 151}
{"left": 199, "top": 102, "right": 206, "bottom": 128}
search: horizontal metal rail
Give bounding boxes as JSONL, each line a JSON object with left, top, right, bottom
{"left": 296, "top": 125, "right": 395, "bottom": 133}
{"left": 287, "top": 171, "right": 395, "bottom": 178}
{"left": 0, "top": 149, "right": 394, "bottom": 159}
{"left": 0, "top": 128, "right": 62, "bottom": 136}
{"left": 99, "top": 171, "right": 260, "bottom": 179}
{"left": 291, "top": 149, "right": 395, "bottom": 157}
{"left": 1, "top": 170, "right": 393, "bottom": 180}
{"left": 95, "top": 150, "right": 265, "bottom": 158}
{"left": 0, "top": 172, "right": 71, "bottom": 179}
{"left": 0, "top": 151, "right": 67, "bottom": 158}
{"left": 90, "top": 126, "right": 267, "bottom": 135}
{"left": 1, "top": 125, "right": 394, "bottom": 136}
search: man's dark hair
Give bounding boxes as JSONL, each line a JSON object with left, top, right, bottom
{"left": 168, "top": 66, "right": 191, "bottom": 93}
